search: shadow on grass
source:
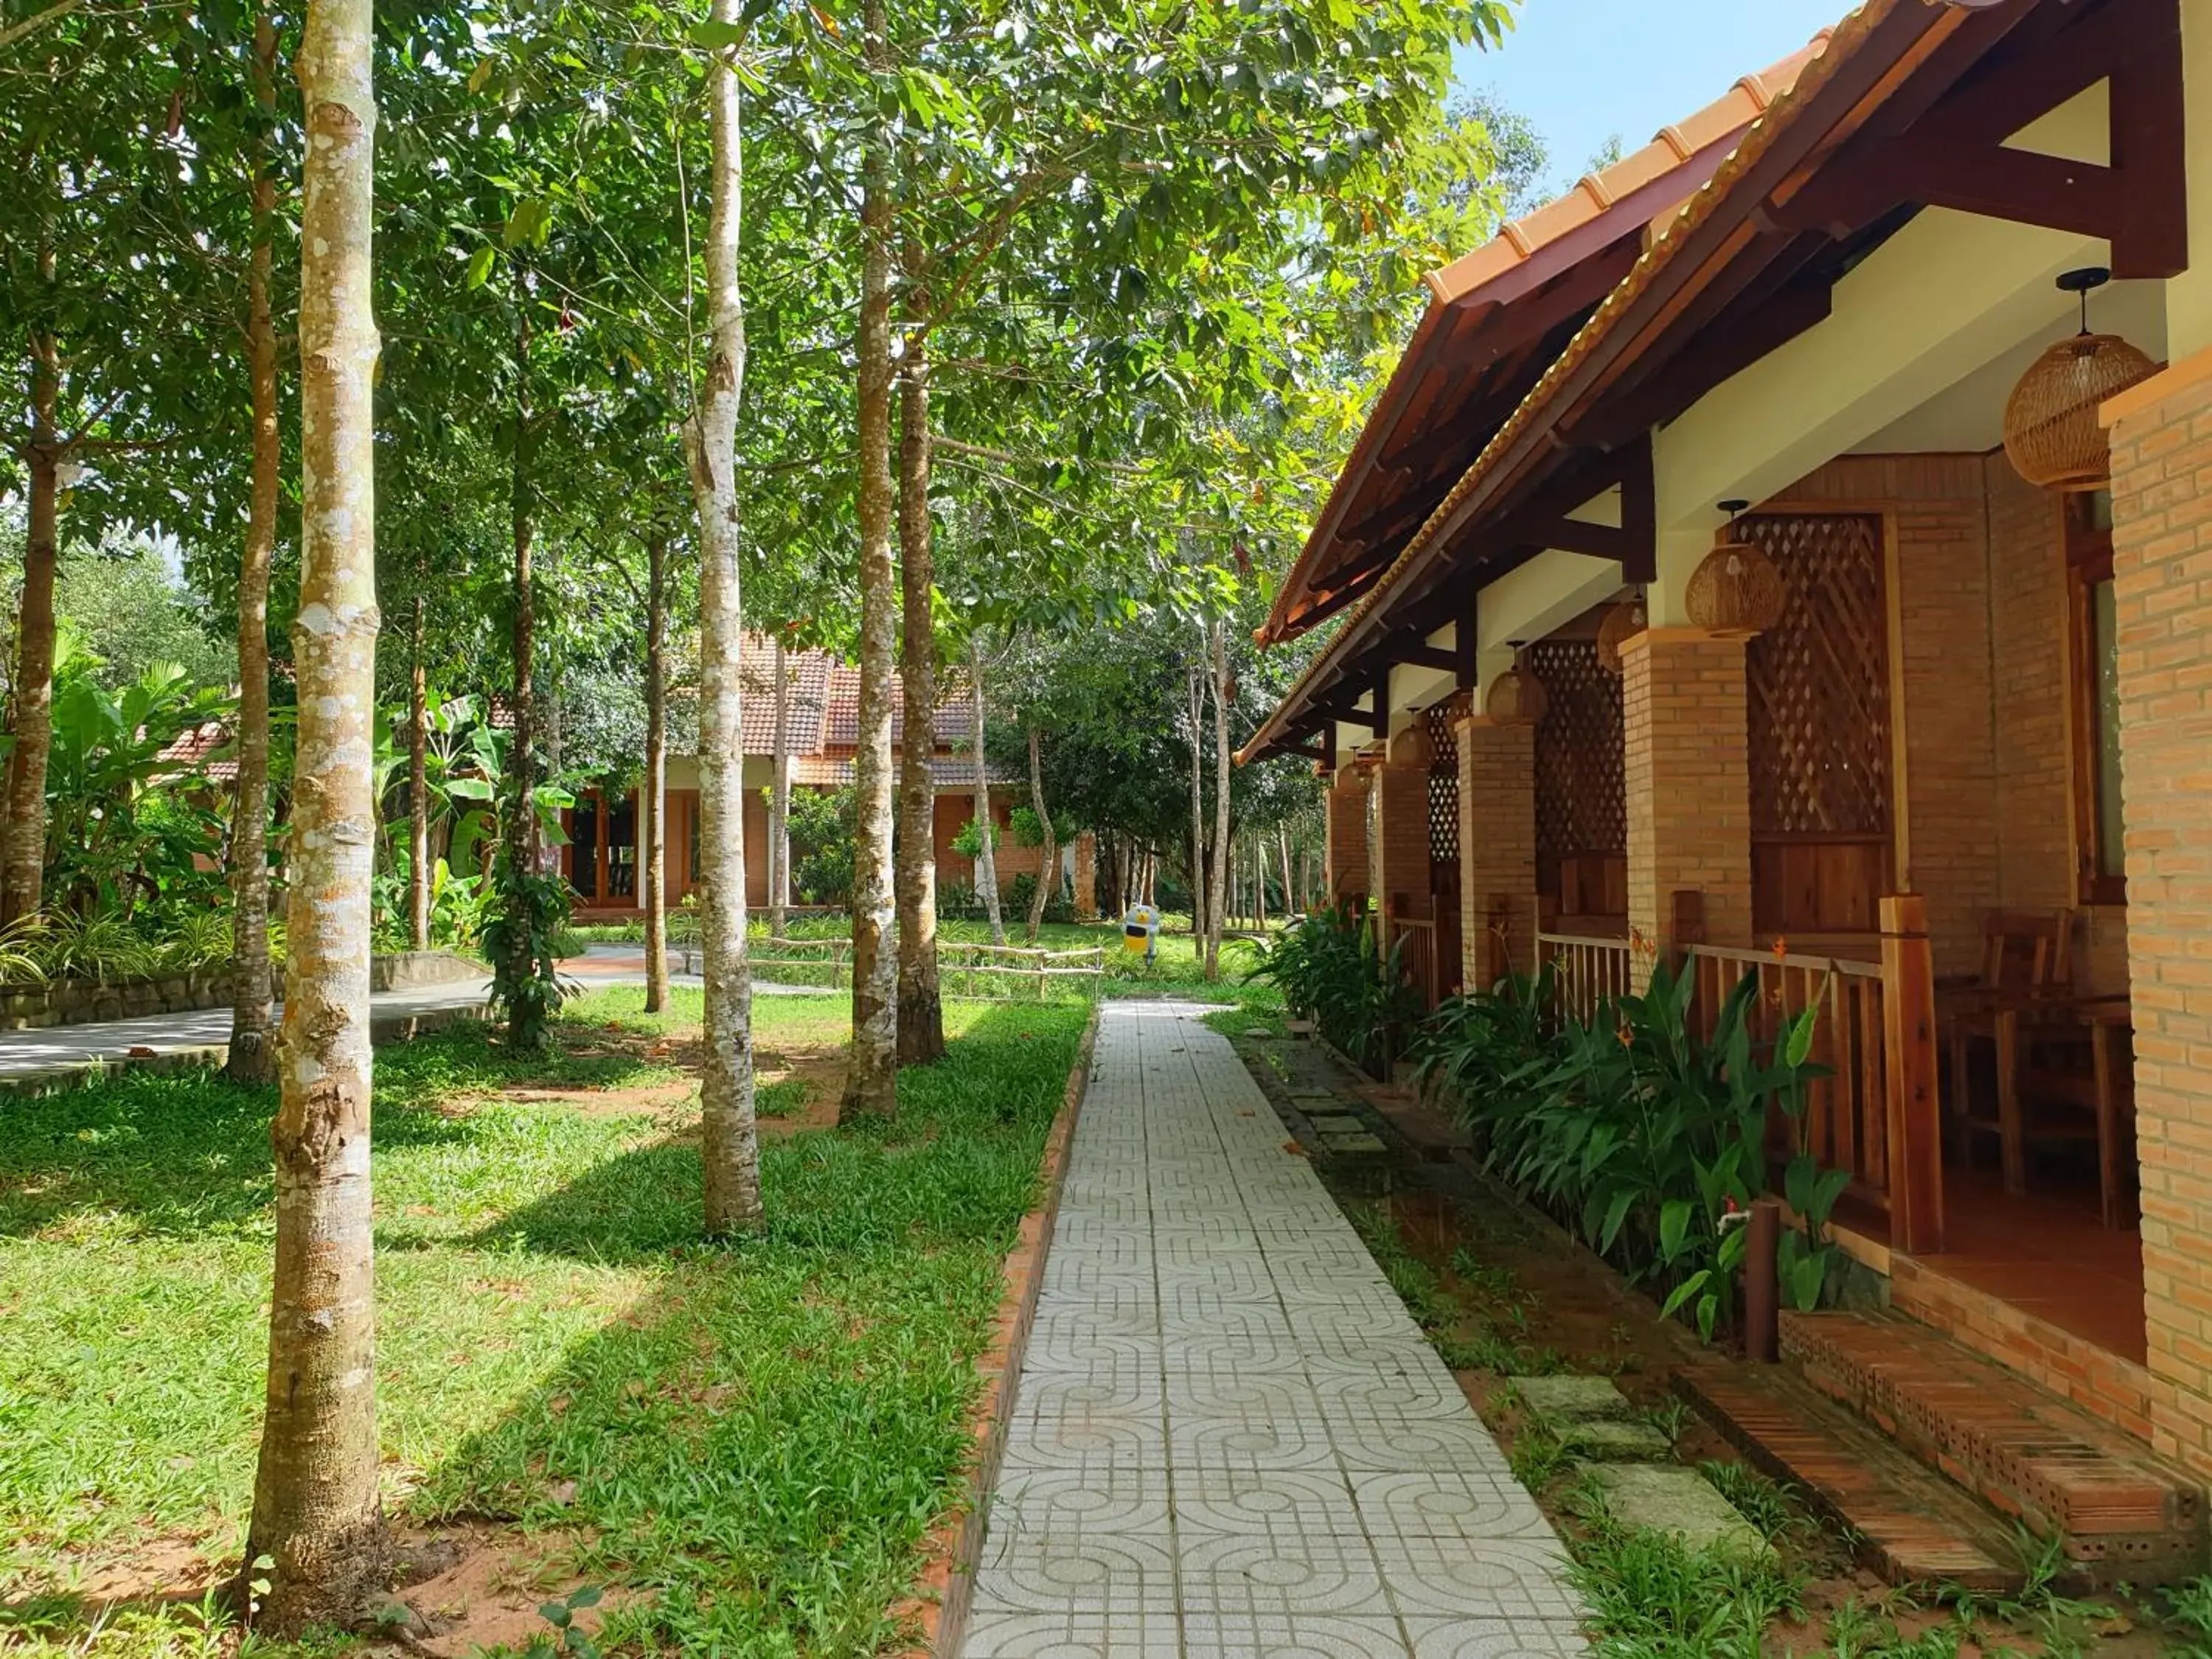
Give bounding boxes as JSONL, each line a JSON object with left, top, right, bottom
{"left": 0, "top": 1026, "right": 672, "bottom": 1241}
{"left": 403, "top": 1001, "right": 1088, "bottom": 1653}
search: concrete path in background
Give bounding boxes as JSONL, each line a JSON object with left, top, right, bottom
{"left": 961, "top": 1001, "right": 1586, "bottom": 1659}
{"left": 0, "top": 947, "right": 815, "bottom": 1085}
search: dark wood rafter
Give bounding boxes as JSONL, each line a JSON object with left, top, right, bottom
{"left": 1491, "top": 434, "right": 1658, "bottom": 582}
{"left": 1767, "top": 0, "right": 2187, "bottom": 279}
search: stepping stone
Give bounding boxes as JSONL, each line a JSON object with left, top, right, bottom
{"left": 1587, "top": 1464, "right": 1773, "bottom": 1560}
{"left": 1516, "top": 1376, "right": 1639, "bottom": 1423}
{"left": 1558, "top": 1419, "right": 1674, "bottom": 1460}
{"left": 1318, "top": 1131, "right": 1388, "bottom": 1155}
{"left": 1307, "top": 1112, "right": 1368, "bottom": 1134}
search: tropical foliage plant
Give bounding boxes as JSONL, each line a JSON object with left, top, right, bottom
{"left": 1249, "top": 905, "right": 1423, "bottom": 1074}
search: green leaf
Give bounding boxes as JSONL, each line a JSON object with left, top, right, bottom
{"left": 1789, "top": 1253, "right": 1828, "bottom": 1312}
{"left": 465, "top": 244, "right": 497, "bottom": 289}
{"left": 1786, "top": 999, "right": 1820, "bottom": 1069}
{"left": 1658, "top": 1197, "right": 1692, "bottom": 1265}
{"left": 1659, "top": 1270, "right": 1711, "bottom": 1322}
{"left": 1599, "top": 1186, "right": 1634, "bottom": 1255}
{"left": 688, "top": 18, "right": 748, "bottom": 46}
{"left": 567, "top": 1587, "right": 603, "bottom": 1610}
{"left": 539, "top": 1603, "right": 571, "bottom": 1630}
{"left": 1697, "top": 1293, "right": 1720, "bottom": 1344}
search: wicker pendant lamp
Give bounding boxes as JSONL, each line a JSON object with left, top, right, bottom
{"left": 2003, "top": 267, "right": 2157, "bottom": 492}
{"left": 1484, "top": 643, "right": 1550, "bottom": 726}
{"left": 1595, "top": 589, "right": 1647, "bottom": 675}
{"left": 1685, "top": 500, "right": 1787, "bottom": 633}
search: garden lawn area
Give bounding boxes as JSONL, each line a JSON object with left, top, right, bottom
{"left": 0, "top": 987, "right": 1087, "bottom": 1657}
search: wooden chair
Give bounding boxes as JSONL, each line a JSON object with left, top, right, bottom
{"left": 2010, "top": 995, "right": 2135, "bottom": 1226}
{"left": 1938, "top": 909, "right": 2072, "bottom": 1192}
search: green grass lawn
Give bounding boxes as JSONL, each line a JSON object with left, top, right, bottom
{"left": 0, "top": 988, "right": 1087, "bottom": 1656}
{"left": 573, "top": 913, "right": 1286, "bottom": 1014}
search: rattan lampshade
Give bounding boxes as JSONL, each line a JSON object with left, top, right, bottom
{"left": 1388, "top": 719, "right": 1433, "bottom": 768}
{"left": 2003, "top": 272, "right": 2157, "bottom": 491}
{"left": 1484, "top": 647, "right": 1550, "bottom": 726}
{"left": 1595, "top": 593, "right": 1647, "bottom": 675}
{"left": 1686, "top": 502, "right": 1785, "bottom": 633}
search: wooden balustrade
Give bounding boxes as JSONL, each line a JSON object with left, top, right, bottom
{"left": 1382, "top": 914, "right": 1441, "bottom": 1012}
{"left": 1536, "top": 931, "right": 1637, "bottom": 1028}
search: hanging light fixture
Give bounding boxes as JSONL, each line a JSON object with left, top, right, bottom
{"left": 2003, "top": 267, "right": 2157, "bottom": 492}
{"left": 1484, "top": 642, "right": 1550, "bottom": 726}
{"left": 1388, "top": 711, "right": 1434, "bottom": 768}
{"left": 1596, "top": 588, "right": 1647, "bottom": 675}
{"left": 1685, "top": 500, "right": 1787, "bottom": 633}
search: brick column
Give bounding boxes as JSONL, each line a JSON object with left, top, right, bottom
{"left": 1456, "top": 714, "right": 1537, "bottom": 990}
{"left": 1325, "top": 765, "right": 1370, "bottom": 906}
{"left": 1071, "top": 830, "right": 1098, "bottom": 921}
{"left": 1621, "top": 627, "right": 1753, "bottom": 959}
{"left": 2105, "top": 358, "right": 2212, "bottom": 1476}
{"left": 1374, "top": 729, "right": 1433, "bottom": 922}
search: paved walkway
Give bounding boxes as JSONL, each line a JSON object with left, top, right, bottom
{"left": 0, "top": 948, "right": 818, "bottom": 1083}
{"left": 964, "top": 1002, "right": 1585, "bottom": 1659}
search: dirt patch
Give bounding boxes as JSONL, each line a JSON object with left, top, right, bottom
{"left": 383, "top": 1526, "right": 630, "bottom": 1659}
{"left": 755, "top": 1048, "right": 847, "bottom": 1137}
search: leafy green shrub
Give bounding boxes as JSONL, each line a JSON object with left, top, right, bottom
{"left": 1414, "top": 961, "right": 1829, "bottom": 1343}
{"left": 788, "top": 785, "right": 856, "bottom": 907}
{"left": 1004, "top": 872, "right": 1074, "bottom": 925}
{"left": 1248, "top": 907, "right": 1422, "bottom": 1074}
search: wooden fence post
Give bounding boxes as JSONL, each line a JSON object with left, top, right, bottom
{"left": 1879, "top": 893, "right": 1945, "bottom": 1254}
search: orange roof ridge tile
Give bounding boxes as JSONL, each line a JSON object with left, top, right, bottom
{"left": 1425, "top": 25, "right": 1838, "bottom": 310}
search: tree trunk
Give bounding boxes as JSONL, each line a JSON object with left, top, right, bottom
{"left": 894, "top": 307, "right": 943, "bottom": 1063}
{"left": 842, "top": 0, "right": 899, "bottom": 1119}
{"left": 407, "top": 597, "right": 428, "bottom": 950}
{"left": 226, "top": 11, "right": 282, "bottom": 1085}
{"left": 1023, "top": 724, "right": 1054, "bottom": 942}
{"left": 498, "top": 290, "right": 542, "bottom": 1045}
{"left": 244, "top": 0, "right": 387, "bottom": 1624}
{"left": 3, "top": 326, "right": 60, "bottom": 927}
{"left": 642, "top": 531, "right": 669, "bottom": 1015}
{"left": 1279, "top": 830, "right": 1294, "bottom": 922}
{"left": 1205, "top": 619, "right": 1231, "bottom": 982}
{"left": 683, "top": 2, "right": 762, "bottom": 1234}
{"left": 768, "top": 633, "right": 790, "bottom": 938}
{"left": 969, "top": 639, "right": 1004, "bottom": 946}
{"left": 1185, "top": 664, "right": 1206, "bottom": 937}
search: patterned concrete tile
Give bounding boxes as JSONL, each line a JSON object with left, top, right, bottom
{"left": 960, "top": 1610, "right": 1184, "bottom": 1657}
{"left": 1401, "top": 1618, "right": 1587, "bottom": 1657}
{"left": 1180, "top": 1614, "right": 1411, "bottom": 1659}
{"left": 961, "top": 1003, "right": 1578, "bottom": 1659}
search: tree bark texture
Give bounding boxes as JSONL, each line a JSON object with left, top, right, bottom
{"left": 1186, "top": 665, "right": 1206, "bottom": 936}
{"left": 768, "top": 633, "right": 790, "bottom": 938}
{"left": 684, "top": 7, "right": 762, "bottom": 1234}
{"left": 3, "top": 328, "right": 60, "bottom": 927}
{"left": 642, "top": 531, "right": 669, "bottom": 1015}
{"left": 842, "top": 0, "right": 900, "bottom": 1118}
{"left": 894, "top": 321, "right": 943, "bottom": 1064}
{"left": 502, "top": 293, "right": 539, "bottom": 1026}
{"left": 226, "top": 9, "right": 282, "bottom": 1083}
{"left": 1024, "top": 724, "right": 1056, "bottom": 942}
{"left": 245, "top": 0, "right": 387, "bottom": 1624}
{"left": 1279, "top": 831, "right": 1294, "bottom": 922}
{"left": 969, "top": 639, "right": 1004, "bottom": 947}
{"left": 407, "top": 597, "right": 429, "bottom": 950}
{"left": 1206, "top": 620, "right": 1231, "bottom": 981}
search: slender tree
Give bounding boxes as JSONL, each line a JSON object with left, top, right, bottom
{"left": 768, "top": 631, "right": 790, "bottom": 938}
{"left": 968, "top": 637, "right": 1004, "bottom": 945}
{"left": 841, "top": 0, "right": 899, "bottom": 1119}
{"left": 224, "top": 7, "right": 282, "bottom": 1081}
{"left": 684, "top": 0, "right": 763, "bottom": 1232}
{"left": 1023, "top": 723, "right": 1056, "bottom": 942}
{"left": 1185, "top": 662, "right": 1206, "bottom": 937}
{"left": 1205, "top": 618, "right": 1231, "bottom": 980}
{"left": 243, "top": 0, "right": 386, "bottom": 1624}
{"left": 407, "top": 594, "right": 430, "bottom": 949}
{"left": 4, "top": 293, "right": 60, "bottom": 927}
{"left": 894, "top": 269, "right": 944, "bottom": 1063}
{"left": 641, "top": 527, "right": 669, "bottom": 1014}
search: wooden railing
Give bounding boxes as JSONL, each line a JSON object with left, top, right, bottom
{"left": 1533, "top": 894, "right": 1944, "bottom": 1253}
{"left": 1382, "top": 914, "right": 1440, "bottom": 1011}
{"left": 695, "top": 937, "right": 1107, "bottom": 1000}
{"left": 1536, "top": 931, "right": 1637, "bottom": 1028}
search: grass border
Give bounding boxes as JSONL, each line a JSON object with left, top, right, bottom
{"left": 901, "top": 998, "right": 1102, "bottom": 1658}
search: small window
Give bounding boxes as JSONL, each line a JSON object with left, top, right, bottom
{"left": 2067, "top": 491, "right": 2125, "bottom": 904}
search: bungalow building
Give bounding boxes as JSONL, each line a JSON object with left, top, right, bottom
{"left": 563, "top": 639, "right": 1071, "bottom": 917}
{"left": 1245, "top": 0, "right": 2212, "bottom": 1582}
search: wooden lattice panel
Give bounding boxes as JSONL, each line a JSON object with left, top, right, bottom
{"left": 1425, "top": 703, "right": 1460, "bottom": 869}
{"left": 1743, "top": 514, "right": 1891, "bottom": 836}
{"left": 1529, "top": 639, "right": 1625, "bottom": 868}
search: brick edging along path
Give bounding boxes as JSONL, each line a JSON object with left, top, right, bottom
{"left": 902, "top": 1001, "right": 1102, "bottom": 1658}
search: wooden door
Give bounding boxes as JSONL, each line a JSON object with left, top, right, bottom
{"left": 1742, "top": 512, "right": 1893, "bottom": 935}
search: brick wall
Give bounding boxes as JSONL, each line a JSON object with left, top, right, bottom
{"left": 1373, "top": 760, "right": 1433, "bottom": 922}
{"left": 1622, "top": 628, "right": 1753, "bottom": 953}
{"left": 1326, "top": 770, "right": 1369, "bottom": 902}
{"left": 1457, "top": 715, "right": 1537, "bottom": 990}
{"left": 2106, "top": 361, "right": 2212, "bottom": 1477}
